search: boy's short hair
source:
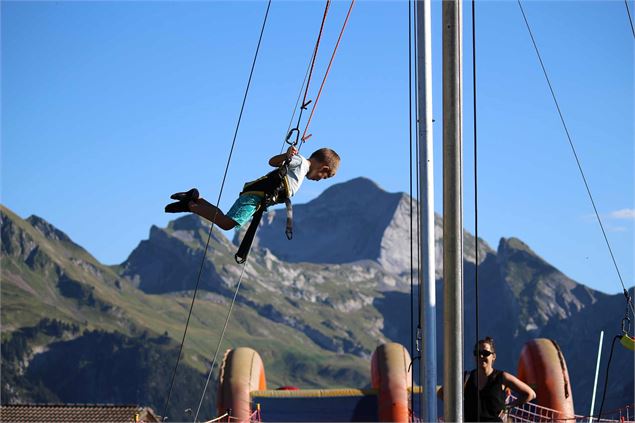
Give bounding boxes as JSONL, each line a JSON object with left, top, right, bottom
{"left": 310, "top": 148, "right": 340, "bottom": 175}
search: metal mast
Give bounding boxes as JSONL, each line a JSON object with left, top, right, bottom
{"left": 415, "top": 0, "right": 437, "bottom": 421}
{"left": 442, "top": 0, "right": 464, "bottom": 421}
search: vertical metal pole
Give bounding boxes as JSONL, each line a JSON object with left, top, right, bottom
{"left": 589, "top": 330, "right": 604, "bottom": 422}
{"left": 415, "top": 1, "right": 437, "bottom": 421}
{"left": 415, "top": 0, "right": 437, "bottom": 420}
{"left": 443, "top": 0, "right": 463, "bottom": 421}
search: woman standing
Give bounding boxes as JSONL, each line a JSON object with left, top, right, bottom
{"left": 464, "top": 337, "right": 536, "bottom": 421}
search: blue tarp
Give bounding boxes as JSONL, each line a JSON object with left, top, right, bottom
{"left": 252, "top": 394, "right": 379, "bottom": 422}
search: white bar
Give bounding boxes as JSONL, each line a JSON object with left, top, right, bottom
{"left": 589, "top": 330, "right": 604, "bottom": 423}
{"left": 415, "top": 0, "right": 437, "bottom": 421}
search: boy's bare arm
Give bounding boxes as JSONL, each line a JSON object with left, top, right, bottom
{"left": 269, "top": 146, "right": 298, "bottom": 167}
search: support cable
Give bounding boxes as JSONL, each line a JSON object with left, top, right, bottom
{"left": 301, "top": 0, "right": 356, "bottom": 143}
{"left": 280, "top": 53, "right": 314, "bottom": 154}
{"left": 194, "top": 264, "right": 248, "bottom": 422}
{"left": 414, "top": 0, "right": 423, "bottom": 363}
{"left": 160, "top": 1, "right": 272, "bottom": 419}
{"left": 286, "top": 0, "right": 332, "bottom": 150}
{"left": 471, "top": 0, "right": 481, "bottom": 421}
{"left": 625, "top": 0, "right": 635, "bottom": 39}
{"left": 597, "top": 335, "right": 620, "bottom": 419}
{"left": 413, "top": 2, "right": 423, "bottom": 418}
{"left": 517, "top": 0, "right": 634, "bottom": 317}
{"left": 300, "top": 0, "right": 331, "bottom": 114}
{"left": 408, "top": 0, "right": 415, "bottom": 407}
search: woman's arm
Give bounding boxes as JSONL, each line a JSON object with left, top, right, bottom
{"left": 501, "top": 371, "right": 536, "bottom": 409}
{"left": 269, "top": 146, "right": 297, "bottom": 167}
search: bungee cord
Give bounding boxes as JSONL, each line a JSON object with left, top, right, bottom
{"left": 515, "top": 4, "right": 634, "bottom": 418}
{"left": 161, "top": 1, "right": 272, "bottom": 420}
{"left": 194, "top": 264, "right": 248, "bottom": 422}
{"left": 405, "top": 0, "right": 424, "bottom": 416}
{"left": 625, "top": 0, "right": 635, "bottom": 39}
{"left": 471, "top": 0, "right": 481, "bottom": 420}
{"left": 285, "top": 0, "right": 332, "bottom": 149}
{"left": 412, "top": 2, "right": 423, "bottom": 414}
{"left": 407, "top": 0, "right": 417, "bottom": 412}
{"left": 282, "top": 0, "right": 356, "bottom": 153}
{"left": 299, "top": 0, "right": 332, "bottom": 117}
{"left": 517, "top": 0, "right": 634, "bottom": 318}
{"left": 597, "top": 335, "right": 620, "bottom": 420}
{"left": 280, "top": 52, "right": 314, "bottom": 154}
{"left": 301, "top": 0, "right": 356, "bottom": 143}
{"left": 165, "top": 0, "right": 357, "bottom": 419}
{"left": 408, "top": 0, "right": 414, "bottom": 395}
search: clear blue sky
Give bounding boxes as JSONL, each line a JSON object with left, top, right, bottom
{"left": 2, "top": 1, "right": 633, "bottom": 295}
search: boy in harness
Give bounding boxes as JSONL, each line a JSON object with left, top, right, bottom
{"left": 164, "top": 146, "right": 340, "bottom": 231}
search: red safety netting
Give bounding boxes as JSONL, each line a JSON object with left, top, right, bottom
{"left": 506, "top": 395, "right": 633, "bottom": 423}
{"left": 213, "top": 399, "right": 633, "bottom": 422}
{"left": 410, "top": 396, "right": 634, "bottom": 423}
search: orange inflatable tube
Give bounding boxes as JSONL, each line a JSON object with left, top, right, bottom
{"left": 517, "top": 338, "right": 575, "bottom": 421}
{"left": 216, "top": 347, "right": 266, "bottom": 421}
{"left": 370, "top": 342, "right": 412, "bottom": 422}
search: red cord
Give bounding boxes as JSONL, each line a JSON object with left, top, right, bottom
{"left": 301, "top": 0, "right": 332, "bottom": 109}
{"left": 302, "top": 0, "right": 356, "bottom": 142}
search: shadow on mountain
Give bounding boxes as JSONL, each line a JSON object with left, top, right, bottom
{"left": 121, "top": 224, "right": 226, "bottom": 294}
{"left": 21, "top": 329, "right": 213, "bottom": 421}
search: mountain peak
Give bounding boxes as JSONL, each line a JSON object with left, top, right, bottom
{"left": 26, "top": 215, "right": 72, "bottom": 243}
{"left": 313, "top": 177, "right": 389, "bottom": 204}
{"left": 167, "top": 214, "right": 210, "bottom": 232}
{"left": 499, "top": 237, "right": 534, "bottom": 254}
{"left": 497, "top": 236, "right": 554, "bottom": 274}
{"left": 231, "top": 177, "right": 407, "bottom": 271}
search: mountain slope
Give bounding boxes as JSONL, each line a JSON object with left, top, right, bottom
{"left": 0, "top": 206, "right": 371, "bottom": 420}
{"left": 2, "top": 177, "right": 632, "bottom": 417}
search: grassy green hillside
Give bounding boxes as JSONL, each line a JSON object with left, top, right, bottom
{"left": 1, "top": 205, "right": 375, "bottom": 419}
{"left": 3, "top": 203, "right": 632, "bottom": 419}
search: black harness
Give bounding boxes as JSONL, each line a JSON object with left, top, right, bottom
{"left": 234, "top": 165, "right": 294, "bottom": 263}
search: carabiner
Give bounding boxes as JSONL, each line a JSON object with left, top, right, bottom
{"left": 286, "top": 128, "right": 300, "bottom": 146}
{"left": 622, "top": 316, "right": 631, "bottom": 334}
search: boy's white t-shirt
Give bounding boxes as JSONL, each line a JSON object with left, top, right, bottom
{"left": 285, "top": 154, "right": 310, "bottom": 197}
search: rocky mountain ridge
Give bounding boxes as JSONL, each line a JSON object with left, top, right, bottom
{"left": 234, "top": 177, "right": 492, "bottom": 278}
{"left": 1, "top": 178, "right": 633, "bottom": 417}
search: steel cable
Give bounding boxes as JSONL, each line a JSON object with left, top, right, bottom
{"left": 625, "top": 0, "right": 635, "bottom": 39}
{"left": 517, "top": 0, "right": 633, "bottom": 317}
{"left": 160, "top": 1, "right": 272, "bottom": 419}
{"left": 471, "top": 0, "right": 481, "bottom": 421}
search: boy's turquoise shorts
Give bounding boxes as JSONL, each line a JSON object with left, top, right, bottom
{"left": 226, "top": 194, "right": 263, "bottom": 228}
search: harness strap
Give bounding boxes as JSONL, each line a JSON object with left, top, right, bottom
{"left": 235, "top": 163, "right": 295, "bottom": 261}
{"left": 285, "top": 198, "right": 293, "bottom": 240}
{"left": 235, "top": 201, "right": 266, "bottom": 264}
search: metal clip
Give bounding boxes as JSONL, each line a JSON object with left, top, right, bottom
{"left": 622, "top": 316, "right": 631, "bottom": 335}
{"left": 285, "top": 128, "right": 300, "bottom": 146}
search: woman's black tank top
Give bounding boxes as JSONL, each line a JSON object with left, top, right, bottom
{"left": 463, "top": 369, "right": 506, "bottom": 422}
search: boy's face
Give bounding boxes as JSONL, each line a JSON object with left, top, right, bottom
{"left": 307, "top": 161, "right": 337, "bottom": 181}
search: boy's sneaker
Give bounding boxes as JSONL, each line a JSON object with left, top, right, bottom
{"left": 170, "top": 188, "right": 199, "bottom": 202}
{"left": 165, "top": 201, "right": 190, "bottom": 213}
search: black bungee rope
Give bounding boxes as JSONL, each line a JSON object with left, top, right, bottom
{"left": 160, "top": 1, "right": 272, "bottom": 420}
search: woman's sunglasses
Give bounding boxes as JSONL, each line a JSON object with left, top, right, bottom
{"left": 473, "top": 349, "right": 494, "bottom": 358}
